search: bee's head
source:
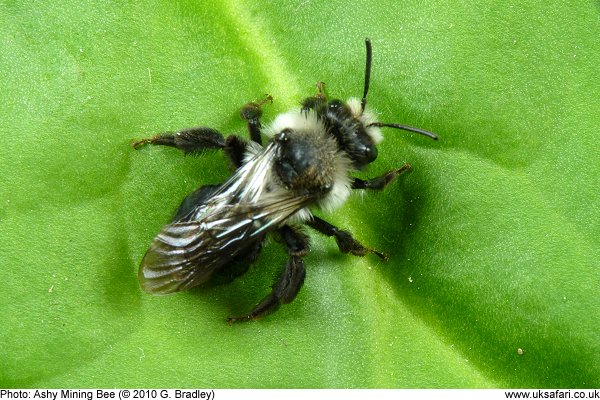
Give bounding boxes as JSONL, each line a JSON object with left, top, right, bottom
{"left": 301, "top": 38, "right": 438, "bottom": 170}
{"left": 333, "top": 97, "right": 438, "bottom": 169}
{"left": 323, "top": 97, "right": 382, "bottom": 169}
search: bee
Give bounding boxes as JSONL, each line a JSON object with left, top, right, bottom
{"left": 133, "top": 38, "right": 438, "bottom": 323}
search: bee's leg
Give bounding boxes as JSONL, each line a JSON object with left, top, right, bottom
{"left": 223, "top": 135, "right": 248, "bottom": 168}
{"left": 226, "top": 256, "right": 306, "bottom": 324}
{"left": 132, "top": 127, "right": 226, "bottom": 155}
{"left": 227, "top": 226, "right": 309, "bottom": 324}
{"left": 211, "top": 238, "right": 265, "bottom": 285}
{"left": 300, "top": 82, "right": 328, "bottom": 114}
{"left": 306, "top": 216, "right": 388, "bottom": 261}
{"left": 132, "top": 127, "right": 249, "bottom": 168}
{"left": 351, "top": 163, "right": 411, "bottom": 190}
{"left": 240, "top": 95, "right": 273, "bottom": 145}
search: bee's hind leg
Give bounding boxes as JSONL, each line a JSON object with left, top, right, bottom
{"left": 227, "top": 226, "right": 309, "bottom": 324}
{"left": 210, "top": 238, "right": 266, "bottom": 285}
{"left": 240, "top": 94, "right": 273, "bottom": 145}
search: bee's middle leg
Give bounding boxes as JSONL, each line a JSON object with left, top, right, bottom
{"left": 227, "top": 225, "right": 309, "bottom": 324}
{"left": 132, "top": 126, "right": 249, "bottom": 168}
{"left": 306, "top": 216, "right": 388, "bottom": 261}
{"left": 132, "top": 126, "right": 226, "bottom": 153}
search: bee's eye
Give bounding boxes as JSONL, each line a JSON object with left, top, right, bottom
{"left": 354, "top": 136, "right": 377, "bottom": 163}
{"left": 328, "top": 99, "right": 343, "bottom": 111}
{"left": 345, "top": 129, "right": 378, "bottom": 168}
{"left": 328, "top": 99, "right": 352, "bottom": 119}
{"left": 363, "top": 142, "right": 378, "bottom": 163}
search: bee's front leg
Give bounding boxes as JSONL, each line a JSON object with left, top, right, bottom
{"left": 240, "top": 94, "right": 273, "bottom": 145}
{"left": 227, "top": 225, "right": 309, "bottom": 324}
{"left": 300, "top": 82, "right": 328, "bottom": 114}
{"left": 351, "top": 163, "right": 411, "bottom": 190}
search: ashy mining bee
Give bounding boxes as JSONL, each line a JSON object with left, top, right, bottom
{"left": 133, "top": 38, "right": 438, "bottom": 323}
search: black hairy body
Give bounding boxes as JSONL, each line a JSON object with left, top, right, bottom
{"left": 133, "top": 39, "right": 437, "bottom": 323}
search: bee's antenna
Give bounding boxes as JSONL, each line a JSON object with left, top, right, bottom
{"left": 361, "top": 38, "right": 372, "bottom": 113}
{"left": 368, "top": 122, "right": 439, "bottom": 140}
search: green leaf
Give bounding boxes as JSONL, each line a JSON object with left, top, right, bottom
{"left": 1, "top": 0, "right": 598, "bottom": 388}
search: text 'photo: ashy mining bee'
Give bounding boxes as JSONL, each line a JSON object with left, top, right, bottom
{"left": 132, "top": 38, "right": 438, "bottom": 323}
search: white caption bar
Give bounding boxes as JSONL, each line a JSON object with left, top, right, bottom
{"left": 1, "top": 389, "right": 599, "bottom": 400}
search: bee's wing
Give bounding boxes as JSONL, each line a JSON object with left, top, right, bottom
{"left": 139, "top": 142, "right": 313, "bottom": 294}
{"left": 138, "top": 197, "right": 311, "bottom": 294}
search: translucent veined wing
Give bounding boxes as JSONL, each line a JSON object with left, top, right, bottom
{"left": 138, "top": 142, "right": 314, "bottom": 294}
